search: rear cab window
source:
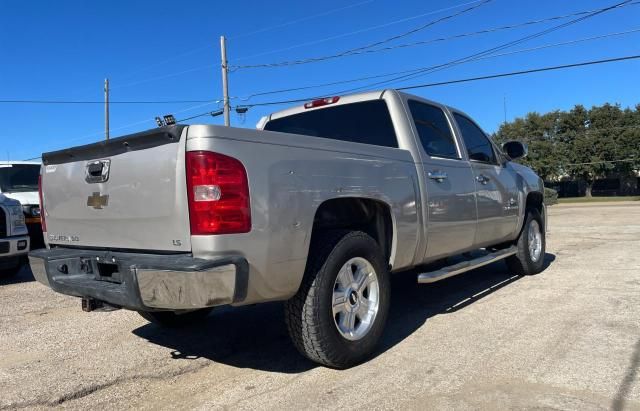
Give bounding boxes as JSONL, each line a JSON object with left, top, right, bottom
{"left": 264, "top": 100, "right": 398, "bottom": 148}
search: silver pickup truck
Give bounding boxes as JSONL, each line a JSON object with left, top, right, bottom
{"left": 30, "top": 90, "right": 546, "bottom": 368}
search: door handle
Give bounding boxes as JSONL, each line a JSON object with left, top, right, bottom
{"left": 428, "top": 170, "right": 448, "bottom": 182}
{"left": 475, "top": 174, "right": 490, "bottom": 185}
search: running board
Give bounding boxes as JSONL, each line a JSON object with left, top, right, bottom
{"left": 417, "top": 246, "right": 517, "bottom": 284}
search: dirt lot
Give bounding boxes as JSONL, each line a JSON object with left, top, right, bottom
{"left": 1, "top": 203, "right": 639, "bottom": 410}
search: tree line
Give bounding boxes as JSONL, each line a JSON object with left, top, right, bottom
{"left": 493, "top": 103, "right": 640, "bottom": 197}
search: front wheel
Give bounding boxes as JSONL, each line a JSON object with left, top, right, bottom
{"left": 506, "top": 209, "right": 546, "bottom": 275}
{"left": 285, "top": 230, "right": 390, "bottom": 369}
{"left": 138, "top": 308, "right": 214, "bottom": 328}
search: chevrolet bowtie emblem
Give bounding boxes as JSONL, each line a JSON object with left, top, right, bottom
{"left": 87, "top": 192, "right": 109, "bottom": 209}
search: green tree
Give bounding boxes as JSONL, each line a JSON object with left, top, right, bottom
{"left": 494, "top": 111, "right": 564, "bottom": 182}
{"left": 494, "top": 102, "right": 640, "bottom": 197}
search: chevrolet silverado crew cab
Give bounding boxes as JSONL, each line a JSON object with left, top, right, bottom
{"left": 30, "top": 90, "right": 547, "bottom": 368}
{"left": 0, "top": 193, "right": 30, "bottom": 277}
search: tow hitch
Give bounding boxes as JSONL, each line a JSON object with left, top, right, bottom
{"left": 81, "top": 297, "right": 120, "bottom": 312}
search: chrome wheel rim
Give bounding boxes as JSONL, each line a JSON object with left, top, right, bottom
{"left": 528, "top": 220, "right": 543, "bottom": 263}
{"left": 332, "top": 257, "right": 380, "bottom": 341}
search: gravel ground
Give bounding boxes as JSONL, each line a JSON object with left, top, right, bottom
{"left": 1, "top": 203, "right": 638, "bottom": 410}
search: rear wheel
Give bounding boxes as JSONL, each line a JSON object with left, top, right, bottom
{"left": 138, "top": 308, "right": 214, "bottom": 328}
{"left": 285, "top": 230, "right": 390, "bottom": 369}
{"left": 506, "top": 209, "right": 546, "bottom": 275}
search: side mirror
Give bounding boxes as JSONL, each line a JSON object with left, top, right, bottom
{"left": 502, "top": 141, "right": 527, "bottom": 160}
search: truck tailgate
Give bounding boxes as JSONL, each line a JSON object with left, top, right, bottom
{"left": 41, "top": 126, "right": 191, "bottom": 252}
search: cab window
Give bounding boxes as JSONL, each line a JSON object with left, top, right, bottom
{"left": 408, "top": 100, "right": 459, "bottom": 159}
{"left": 264, "top": 100, "right": 398, "bottom": 148}
{"left": 453, "top": 113, "right": 497, "bottom": 164}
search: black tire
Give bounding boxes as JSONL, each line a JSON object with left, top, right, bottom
{"left": 506, "top": 208, "right": 546, "bottom": 275}
{"left": 138, "top": 307, "right": 214, "bottom": 328}
{"left": 285, "top": 230, "right": 391, "bottom": 369}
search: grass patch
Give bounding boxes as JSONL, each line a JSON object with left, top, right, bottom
{"left": 558, "top": 196, "right": 640, "bottom": 204}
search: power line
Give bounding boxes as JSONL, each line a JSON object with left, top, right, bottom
{"left": 229, "top": 0, "right": 374, "bottom": 40}
{"left": 241, "top": 54, "right": 640, "bottom": 108}
{"left": 0, "top": 99, "right": 220, "bottom": 105}
{"left": 237, "top": 28, "right": 640, "bottom": 101}
{"left": 232, "top": 0, "right": 493, "bottom": 69}
{"left": 232, "top": 0, "right": 487, "bottom": 62}
{"left": 563, "top": 158, "right": 638, "bottom": 166}
{"left": 243, "top": 0, "right": 635, "bottom": 101}
{"left": 330, "top": 0, "right": 634, "bottom": 95}
{"left": 234, "top": 1, "right": 640, "bottom": 69}
{"left": 8, "top": 28, "right": 639, "bottom": 109}
{"left": 103, "top": 2, "right": 375, "bottom": 88}
{"left": 105, "top": 1, "right": 488, "bottom": 91}
{"left": 394, "top": 55, "right": 640, "bottom": 92}
{"left": 19, "top": 100, "right": 223, "bottom": 160}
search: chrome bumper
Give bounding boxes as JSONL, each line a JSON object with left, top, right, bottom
{"left": 28, "top": 248, "right": 248, "bottom": 311}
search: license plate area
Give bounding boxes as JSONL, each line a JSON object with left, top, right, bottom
{"left": 96, "top": 261, "right": 122, "bottom": 283}
{"left": 49, "top": 255, "right": 124, "bottom": 284}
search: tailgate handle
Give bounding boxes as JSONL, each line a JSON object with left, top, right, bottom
{"left": 85, "top": 160, "right": 111, "bottom": 183}
{"left": 88, "top": 163, "right": 103, "bottom": 176}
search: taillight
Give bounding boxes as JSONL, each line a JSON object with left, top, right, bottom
{"left": 304, "top": 96, "right": 339, "bottom": 109}
{"left": 38, "top": 174, "right": 47, "bottom": 232}
{"left": 186, "top": 151, "right": 251, "bottom": 235}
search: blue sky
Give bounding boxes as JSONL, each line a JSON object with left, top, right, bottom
{"left": 1, "top": 0, "right": 639, "bottom": 161}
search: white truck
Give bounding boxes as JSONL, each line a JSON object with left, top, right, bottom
{"left": 0, "top": 161, "right": 43, "bottom": 247}
{"left": 30, "top": 90, "right": 547, "bottom": 368}
{"left": 0, "top": 193, "right": 30, "bottom": 277}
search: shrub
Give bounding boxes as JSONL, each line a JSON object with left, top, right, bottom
{"left": 544, "top": 187, "right": 558, "bottom": 205}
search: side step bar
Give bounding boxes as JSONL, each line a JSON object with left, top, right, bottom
{"left": 417, "top": 246, "right": 517, "bottom": 284}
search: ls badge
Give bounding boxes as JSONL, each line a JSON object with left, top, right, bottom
{"left": 87, "top": 192, "right": 109, "bottom": 209}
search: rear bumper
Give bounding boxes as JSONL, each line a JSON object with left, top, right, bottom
{"left": 28, "top": 248, "right": 248, "bottom": 311}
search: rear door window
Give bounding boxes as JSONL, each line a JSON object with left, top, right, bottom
{"left": 264, "top": 100, "right": 398, "bottom": 148}
{"left": 453, "top": 113, "right": 497, "bottom": 164}
{"left": 408, "top": 100, "right": 459, "bottom": 159}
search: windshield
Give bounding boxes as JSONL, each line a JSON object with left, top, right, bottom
{"left": 0, "top": 164, "right": 41, "bottom": 192}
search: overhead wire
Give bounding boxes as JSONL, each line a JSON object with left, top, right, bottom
{"left": 98, "top": 1, "right": 376, "bottom": 87}
{"left": 12, "top": 27, "right": 639, "bottom": 108}
{"left": 19, "top": 100, "right": 223, "bottom": 160}
{"left": 231, "top": 0, "right": 488, "bottom": 62}
{"left": 240, "top": 54, "right": 640, "bottom": 108}
{"left": 228, "top": 0, "right": 375, "bottom": 40}
{"left": 232, "top": 0, "right": 492, "bottom": 69}
{"left": 232, "top": 1, "right": 640, "bottom": 69}
{"left": 324, "top": 0, "right": 634, "bottom": 96}
{"left": 235, "top": 28, "right": 640, "bottom": 102}
{"left": 104, "top": 1, "right": 487, "bottom": 91}
{"left": 0, "top": 98, "right": 221, "bottom": 105}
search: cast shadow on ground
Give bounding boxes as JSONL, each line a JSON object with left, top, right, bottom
{"left": 132, "top": 253, "right": 556, "bottom": 373}
{"left": 612, "top": 338, "right": 640, "bottom": 411}
{"left": 0, "top": 264, "right": 35, "bottom": 286}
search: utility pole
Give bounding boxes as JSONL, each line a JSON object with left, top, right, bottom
{"left": 104, "top": 78, "right": 110, "bottom": 140}
{"left": 503, "top": 95, "right": 507, "bottom": 125}
{"left": 220, "top": 35, "right": 230, "bottom": 126}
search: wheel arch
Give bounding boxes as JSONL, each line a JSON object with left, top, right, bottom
{"left": 309, "top": 197, "right": 396, "bottom": 269}
{"left": 513, "top": 189, "right": 546, "bottom": 241}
